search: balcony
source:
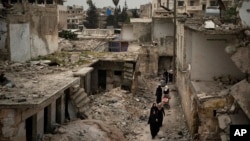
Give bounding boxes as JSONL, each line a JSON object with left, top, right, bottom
{"left": 186, "top": 5, "right": 202, "bottom": 11}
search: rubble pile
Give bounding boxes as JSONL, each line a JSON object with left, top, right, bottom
{"left": 59, "top": 39, "right": 108, "bottom": 51}
{"left": 42, "top": 76, "right": 191, "bottom": 141}
{"left": 87, "top": 87, "right": 150, "bottom": 140}
{"left": 213, "top": 75, "right": 240, "bottom": 85}
{"left": 43, "top": 119, "right": 127, "bottom": 141}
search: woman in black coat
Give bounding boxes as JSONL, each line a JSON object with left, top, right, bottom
{"left": 148, "top": 108, "right": 160, "bottom": 139}
{"left": 157, "top": 103, "right": 165, "bottom": 127}
{"left": 155, "top": 85, "right": 162, "bottom": 104}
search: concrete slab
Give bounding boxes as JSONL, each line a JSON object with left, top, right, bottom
{"left": 230, "top": 79, "right": 250, "bottom": 119}
{"left": 73, "top": 67, "right": 93, "bottom": 77}
{"left": 0, "top": 71, "right": 80, "bottom": 108}
{"left": 191, "top": 81, "right": 227, "bottom": 95}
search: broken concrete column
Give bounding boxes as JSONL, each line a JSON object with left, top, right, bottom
{"left": 217, "top": 114, "right": 231, "bottom": 130}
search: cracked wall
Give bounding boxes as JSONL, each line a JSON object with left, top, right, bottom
{"left": 1, "top": 3, "right": 58, "bottom": 62}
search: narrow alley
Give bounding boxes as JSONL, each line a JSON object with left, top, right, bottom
{"left": 42, "top": 75, "right": 191, "bottom": 141}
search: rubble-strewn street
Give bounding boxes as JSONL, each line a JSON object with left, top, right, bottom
{"left": 42, "top": 76, "right": 191, "bottom": 141}
{"left": 1, "top": 0, "right": 250, "bottom": 141}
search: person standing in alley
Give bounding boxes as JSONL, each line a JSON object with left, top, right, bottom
{"left": 157, "top": 103, "right": 165, "bottom": 127}
{"left": 155, "top": 85, "right": 162, "bottom": 104}
{"left": 148, "top": 108, "right": 160, "bottom": 139}
{"left": 163, "top": 69, "right": 169, "bottom": 84}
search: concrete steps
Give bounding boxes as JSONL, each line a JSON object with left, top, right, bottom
{"left": 70, "top": 88, "right": 91, "bottom": 119}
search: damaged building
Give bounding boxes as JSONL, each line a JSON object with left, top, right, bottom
{"left": 0, "top": 1, "right": 141, "bottom": 140}
{"left": 176, "top": 14, "right": 250, "bottom": 141}
{"left": 0, "top": 46, "right": 140, "bottom": 140}
{"left": 1, "top": 0, "right": 250, "bottom": 141}
{"left": 0, "top": 0, "right": 67, "bottom": 62}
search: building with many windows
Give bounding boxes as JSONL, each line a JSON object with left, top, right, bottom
{"left": 67, "top": 5, "right": 85, "bottom": 30}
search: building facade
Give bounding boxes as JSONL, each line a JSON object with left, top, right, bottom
{"left": 67, "top": 5, "right": 85, "bottom": 30}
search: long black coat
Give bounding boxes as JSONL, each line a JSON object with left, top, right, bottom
{"left": 157, "top": 107, "right": 165, "bottom": 127}
{"left": 155, "top": 86, "right": 162, "bottom": 104}
{"left": 148, "top": 110, "right": 160, "bottom": 138}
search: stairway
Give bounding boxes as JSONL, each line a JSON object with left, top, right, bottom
{"left": 70, "top": 88, "right": 91, "bottom": 119}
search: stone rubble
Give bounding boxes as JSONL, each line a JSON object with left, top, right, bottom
{"left": 42, "top": 76, "right": 191, "bottom": 141}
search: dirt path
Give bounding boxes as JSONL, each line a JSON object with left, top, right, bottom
{"left": 137, "top": 77, "right": 190, "bottom": 141}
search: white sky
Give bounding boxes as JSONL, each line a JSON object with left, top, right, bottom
{"left": 64, "top": 0, "right": 151, "bottom": 9}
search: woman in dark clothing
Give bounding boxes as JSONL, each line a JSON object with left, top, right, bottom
{"left": 155, "top": 85, "right": 162, "bottom": 104}
{"left": 150, "top": 103, "right": 158, "bottom": 115}
{"left": 157, "top": 103, "right": 165, "bottom": 127}
{"left": 148, "top": 108, "right": 160, "bottom": 139}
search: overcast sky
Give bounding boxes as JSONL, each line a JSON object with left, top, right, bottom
{"left": 65, "top": 0, "right": 151, "bottom": 9}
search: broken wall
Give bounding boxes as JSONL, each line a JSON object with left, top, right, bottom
{"left": 9, "top": 23, "right": 31, "bottom": 62}
{"left": 152, "top": 18, "right": 174, "bottom": 47}
{"left": 4, "top": 4, "right": 58, "bottom": 62}
{"left": 138, "top": 46, "right": 159, "bottom": 76}
{"left": 176, "top": 72, "right": 199, "bottom": 136}
{"left": 152, "top": 18, "right": 174, "bottom": 57}
{"left": 190, "top": 32, "right": 244, "bottom": 81}
{"left": 28, "top": 5, "right": 58, "bottom": 58}
{"left": 196, "top": 95, "right": 234, "bottom": 140}
{"left": 121, "top": 24, "right": 134, "bottom": 41}
{"left": 133, "top": 23, "right": 151, "bottom": 43}
{"left": 58, "top": 5, "right": 68, "bottom": 30}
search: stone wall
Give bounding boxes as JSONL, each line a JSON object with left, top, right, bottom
{"left": 2, "top": 3, "right": 58, "bottom": 62}
{"left": 176, "top": 72, "right": 199, "bottom": 136}
{"left": 133, "top": 23, "right": 151, "bottom": 43}
{"left": 138, "top": 46, "right": 159, "bottom": 76}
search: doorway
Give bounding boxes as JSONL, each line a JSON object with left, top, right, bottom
{"left": 98, "top": 70, "right": 106, "bottom": 90}
{"left": 26, "top": 115, "right": 35, "bottom": 141}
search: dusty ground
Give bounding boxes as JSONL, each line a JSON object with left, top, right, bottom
{"left": 43, "top": 75, "right": 191, "bottom": 141}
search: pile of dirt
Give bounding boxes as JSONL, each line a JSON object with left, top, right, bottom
{"left": 43, "top": 120, "right": 126, "bottom": 141}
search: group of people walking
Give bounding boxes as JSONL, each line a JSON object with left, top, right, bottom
{"left": 147, "top": 84, "right": 170, "bottom": 139}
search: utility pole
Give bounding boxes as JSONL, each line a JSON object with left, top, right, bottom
{"left": 173, "top": 0, "right": 177, "bottom": 83}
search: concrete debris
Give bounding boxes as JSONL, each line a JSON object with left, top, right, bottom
{"left": 231, "top": 47, "right": 249, "bottom": 73}
{"left": 204, "top": 20, "right": 215, "bottom": 29}
{"left": 213, "top": 75, "right": 240, "bottom": 85}
{"left": 42, "top": 76, "right": 190, "bottom": 141}
{"left": 217, "top": 114, "right": 231, "bottom": 130}
{"left": 244, "top": 30, "right": 250, "bottom": 36}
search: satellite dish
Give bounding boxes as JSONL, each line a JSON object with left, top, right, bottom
{"left": 239, "top": 1, "right": 250, "bottom": 27}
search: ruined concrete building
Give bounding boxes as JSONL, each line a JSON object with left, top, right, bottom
{"left": 1, "top": 0, "right": 250, "bottom": 141}
{"left": 0, "top": 0, "right": 67, "bottom": 62}
{"left": 176, "top": 4, "right": 250, "bottom": 140}
{"left": 0, "top": 6, "right": 140, "bottom": 138}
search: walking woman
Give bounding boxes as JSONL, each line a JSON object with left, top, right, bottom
{"left": 155, "top": 85, "right": 162, "bottom": 104}
{"left": 157, "top": 103, "right": 165, "bottom": 127}
{"left": 148, "top": 108, "right": 160, "bottom": 139}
